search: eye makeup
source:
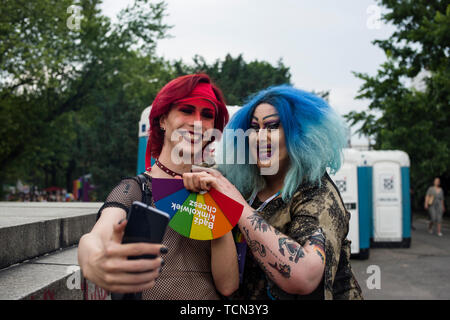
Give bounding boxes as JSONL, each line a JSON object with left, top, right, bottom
{"left": 201, "top": 109, "right": 215, "bottom": 119}
{"left": 263, "top": 120, "right": 280, "bottom": 129}
{"left": 177, "top": 105, "right": 215, "bottom": 119}
{"left": 250, "top": 118, "right": 281, "bottom": 130}
{"left": 179, "top": 106, "right": 194, "bottom": 114}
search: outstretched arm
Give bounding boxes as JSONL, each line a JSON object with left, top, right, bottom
{"left": 78, "top": 207, "right": 165, "bottom": 293}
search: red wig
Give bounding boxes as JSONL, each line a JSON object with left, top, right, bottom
{"left": 146, "top": 74, "right": 229, "bottom": 170}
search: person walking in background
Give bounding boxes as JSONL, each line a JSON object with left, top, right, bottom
{"left": 425, "top": 177, "right": 446, "bottom": 236}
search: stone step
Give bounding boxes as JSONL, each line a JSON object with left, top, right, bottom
{"left": 0, "top": 246, "right": 110, "bottom": 300}
{"left": 0, "top": 202, "right": 102, "bottom": 269}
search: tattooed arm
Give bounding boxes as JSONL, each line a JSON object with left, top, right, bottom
{"left": 181, "top": 167, "right": 326, "bottom": 295}
{"left": 237, "top": 205, "right": 326, "bottom": 295}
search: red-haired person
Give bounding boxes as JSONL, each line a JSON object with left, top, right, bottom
{"left": 77, "top": 74, "right": 239, "bottom": 299}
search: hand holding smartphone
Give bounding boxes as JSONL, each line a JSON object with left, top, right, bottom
{"left": 111, "top": 201, "right": 170, "bottom": 300}
{"left": 122, "top": 201, "right": 170, "bottom": 260}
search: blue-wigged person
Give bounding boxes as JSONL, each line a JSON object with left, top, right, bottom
{"left": 182, "top": 85, "right": 363, "bottom": 300}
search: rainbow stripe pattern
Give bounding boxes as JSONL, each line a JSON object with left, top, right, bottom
{"left": 153, "top": 178, "right": 244, "bottom": 240}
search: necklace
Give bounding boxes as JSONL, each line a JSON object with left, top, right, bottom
{"left": 155, "top": 158, "right": 183, "bottom": 178}
{"left": 248, "top": 189, "right": 282, "bottom": 212}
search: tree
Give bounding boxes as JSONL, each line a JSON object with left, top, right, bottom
{"left": 79, "top": 53, "right": 174, "bottom": 200}
{"left": 1, "top": 1, "right": 296, "bottom": 200}
{"left": 173, "top": 54, "right": 292, "bottom": 105}
{"left": 0, "top": 0, "right": 172, "bottom": 198}
{"left": 345, "top": 0, "right": 450, "bottom": 209}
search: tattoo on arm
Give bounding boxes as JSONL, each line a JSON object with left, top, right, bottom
{"left": 308, "top": 228, "right": 326, "bottom": 265}
{"left": 247, "top": 212, "right": 306, "bottom": 264}
{"left": 243, "top": 226, "right": 290, "bottom": 280}
{"left": 247, "top": 212, "right": 272, "bottom": 233}
{"left": 253, "top": 256, "right": 275, "bottom": 280}
{"left": 278, "top": 237, "right": 305, "bottom": 263}
{"left": 268, "top": 262, "right": 291, "bottom": 278}
{"left": 244, "top": 227, "right": 266, "bottom": 257}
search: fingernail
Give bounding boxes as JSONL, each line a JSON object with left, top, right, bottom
{"left": 160, "top": 246, "right": 168, "bottom": 254}
{"left": 161, "top": 258, "right": 165, "bottom": 267}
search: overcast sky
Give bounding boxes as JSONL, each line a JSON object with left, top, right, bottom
{"left": 100, "top": 0, "right": 396, "bottom": 146}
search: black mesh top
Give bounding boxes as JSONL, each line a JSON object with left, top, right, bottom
{"left": 97, "top": 174, "right": 220, "bottom": 300}
{"left": 97, "top": 176, "right": 144, "bottom": 220}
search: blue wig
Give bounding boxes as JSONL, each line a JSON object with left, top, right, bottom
{"left": 217, "top": 84, "right": 348, "bottom": 201}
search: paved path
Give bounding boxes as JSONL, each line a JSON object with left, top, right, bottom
{"left": 350, "top": 218, "right": 450, "bottom": 299}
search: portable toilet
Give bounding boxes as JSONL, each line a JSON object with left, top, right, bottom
{"left": 137, "top": 106, "right": 151, "bottom": 175}
{"left": 137, "top": 105, "right": 242, "bottom": 175}
{"left": 361, "top": 150, "right": 411, "bottom": 248}
{"left": 356, "top": 154, "right": 372, "bottom": 259}
{"left": 329, "top": 149, "right": 370, "bottom": 259}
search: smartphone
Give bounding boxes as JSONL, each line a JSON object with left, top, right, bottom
{"left": 122, "top": 201, "right": 170, "bottom": 260}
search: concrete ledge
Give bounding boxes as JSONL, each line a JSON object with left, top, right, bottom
{"left": 0, "top": 202, "right": 102, "bottom": 270}
{"left": 0, "top": 246, "right": 110, "bottom": 300}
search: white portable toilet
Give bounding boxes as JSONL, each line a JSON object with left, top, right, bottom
{"left": 361, "top": 150, "right": 411, "bottom": 246}
{"left": 329, "top": 149, "right": 361, "bottom": 256}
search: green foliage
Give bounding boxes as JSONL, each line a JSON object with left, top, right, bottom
{"left": 0, "top": 1, "right": 292, "bottom": 200}
{"left": 173, "top": 54, "right": 292, "bottom": 105}
{"left": 345, "top": 0, "right": 450, "bottom": 209}
{"left": 0, "top": 0, "right": 172, "bottom": 199}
